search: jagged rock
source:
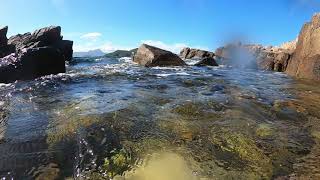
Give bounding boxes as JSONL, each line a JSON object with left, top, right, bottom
{"left": 194, "top": 57, "right": 218, "bottom": 66}
{"left": 30, "top": 26, "right": 62, "bottom": 45}
{"left": 0, "top": 26, "right": 8, "bottom": 46}
{"left": 180, "top": 47, "right": 215, "bottom": 59}
{"left": 8, "top": 32, "right": 32, "bottom": 50}
{"left": 0, "top": 47, "right": 65, "bottom": 83}
{"left": 0, "top": 26, "right": 73, "bottom": 82}
{"left": 133, "top": 44, "right": 186, "bottom": 67}
{"left": 286, "top": 13, "right": 320, "bottom": 80}
{"left": 8, "top": 26, "right": 62, "bottom": 51}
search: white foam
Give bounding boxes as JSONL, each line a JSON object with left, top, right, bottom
{"left": 0, "top": 83, "right": 12, "bottom": 88}
{"left": 155, "top": 72, "right": 190, "bottom": 77}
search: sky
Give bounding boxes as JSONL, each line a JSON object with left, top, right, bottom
{"left": 0, "top": 0, "right": 319, "bottom": 53}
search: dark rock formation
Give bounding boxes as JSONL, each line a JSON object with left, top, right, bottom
{"left": 195, "top": 57, "right": 218, "bottom": 67}
{"left": 0, "top": 47, "right": 65, "bottom": 83}
{"left": 180, "top": 47, "right": 215, "bottom": 59}
{"left": 0, "top": 26, "right": 73, "bottom": 83}
{"left": 133, "top": 44, "right": 186, "bottom": 67}
{"left": 286, "top": 13, "right": 320, "bottom": 80}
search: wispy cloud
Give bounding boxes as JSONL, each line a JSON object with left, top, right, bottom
{"left": 80, "top": 32, "right": 102, "bottom": 41}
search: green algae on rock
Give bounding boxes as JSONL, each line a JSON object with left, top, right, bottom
{"left": 209, "top": 127, "right": 273, "bottom": 178}
{"left": 255, "top": 123, "right": 274, "bottom": 138}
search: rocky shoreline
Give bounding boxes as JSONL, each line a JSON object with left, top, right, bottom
{"left": 1, "top": 13, "right": 320, "bottom": 82}
{"left": 0, "top": 26, "right": 73, "bottom": 83}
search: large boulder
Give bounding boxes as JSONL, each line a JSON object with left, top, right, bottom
{"left": 0, "top": 26, "right": 72, "bottom": 83}
{"left": 0, "top": 47, "right": 65, "bottom": 83}
{"left": 133, "top": 44, "right": 186, "bottom": 67}
{"left": 8, "top": 26, "right": 62, "bottom": 51}
{"left": 0, "top": 26, "right": 8, "bottom": 46}
{"left": 30, "top": 26, "right": 62, "bottom": 45}
{"left": 286, "top": 13, "right": 320, "bottom": 80}
{"left": 194, "top": 57, "right": 218, "bottom": 67}
{"left": 180, "top": 47, "right": 215, "bottom": 59}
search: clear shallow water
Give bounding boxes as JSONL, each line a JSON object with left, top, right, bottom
{"left": 0, "top": 57, "right": 320, "bottom": 179}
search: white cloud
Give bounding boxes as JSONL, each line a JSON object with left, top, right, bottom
{"left": 80, "top": 32, "right": 102, "bottom": 41}
{"left": 141, "top": 40, "right": 210, "bottom": 54}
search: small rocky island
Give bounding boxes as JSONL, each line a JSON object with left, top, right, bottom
{"left": 0, "top": 26, "right": 73, "bottom": 83}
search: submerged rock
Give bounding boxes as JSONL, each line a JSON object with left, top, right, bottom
{"left": 133, "top": 44, "right": 186, "bottom": 67}
{"left": 210, "top": 127, "right": 272, "bottom": 178}
{"left": 180, "top": 47, "right": 215, "bottom": 59}
{"left": 286, "top": 13, "right": 320, "bottom": 80}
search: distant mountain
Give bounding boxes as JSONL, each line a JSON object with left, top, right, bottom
{"left": 73, "top": 49, "right": 105, "bottom": 57}
{"left": 104, "top": 48, "right": 138, "bottom": 58}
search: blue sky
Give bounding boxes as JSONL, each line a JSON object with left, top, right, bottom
{"left": 0, "top": 0, "right": 319, "bottom": 53}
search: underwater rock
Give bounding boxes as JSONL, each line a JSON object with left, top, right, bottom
{"left": 255, "top": 124, "right": 273, "bottom": 138}
{"left": 210, "top": 127, "right": 272, "bottom": 178}
{"left": 133, "top": 44, "right": 186, "bottom": 67}
{"left": 32, "top": 163, "right": 61, "bottom": 180}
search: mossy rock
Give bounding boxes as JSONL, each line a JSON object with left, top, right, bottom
{"left": 158, "top": 118, "right": 201, "bottom": 142}
{"left": 256, "top": 123, "right": 274, "bottom": 138}
{"left": 33, "top": 163, "right": 61, "bottom": 180}
{"left": 171, "top": 101, "right": 225, "bottom": 121}
{"left": 102, "top": 148, "right": 132, "bottom": 178}
{"left": 210, "top": 127, "right": 272, "bottom": 178}
{"left": 46, "top": 114, "right": 102, "bottom": 145}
